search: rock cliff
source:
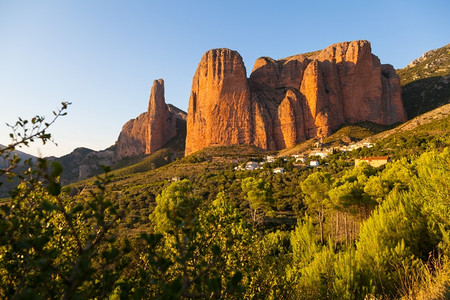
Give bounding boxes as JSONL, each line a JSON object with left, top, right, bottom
{"left": 185, "top": 40, "right": 407, "bottom": 155}
{"left": 115, "top": 79, "right": 183, "bottom": 160}
{"left": 185, "top": 49, "right": 253, "bottom": 155}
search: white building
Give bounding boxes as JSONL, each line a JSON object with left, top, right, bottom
{"left": 265, "top": 155, "right": 276, "bottom": 163}
{"left": 310, "top": 160, "right": 319, "bottom": 167}
{"left": 245, "top": 161, "right": 260, "bottom": 171}
{"left": 296, "top": 157, "right": 306, "bottom": 163}
{"left": 273, "top": 167, "right": 285, "bottom": 174}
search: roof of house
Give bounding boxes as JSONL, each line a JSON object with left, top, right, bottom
{"left": 359, "top": 156, "right": 390, "bottom": 161}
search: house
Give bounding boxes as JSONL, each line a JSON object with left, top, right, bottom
{"left": 273, "top": 167, "right": 285, "bottom": 174}
{"left": 171, "top": 176, "right": 181, "bottom": 182}
{"left": 265, "top": 155, "right": 276, "bottom": 163}
{"left": 296, "top": 156, "right": 306, "bottom": 163}
{"left": 245, "top": 161, "right": 260, "bottom": 171}
{"left": 310, "top": 151, "right": 329, "bottom": 159}
{"left": 310, "top": 160, "right": 319, "bottom": 167}
{"left": 355, "top": 156, "right": 391, "bottom": 168}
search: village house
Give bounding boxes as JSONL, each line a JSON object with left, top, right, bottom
{"left": 273, "top": 167, "right": 285, "bottom": 174}
{"left": 245, "top": 161, "right": 260, "bottom": 171}
{"left": 310, "top": 160, "right": 319, "bottom": 167}
{"left": 310, "top": 150, "right": 330, "bottom": 159}
{"left": 355, "top": 156, "right": 391, "bottom": 168}
{"left": 296, "top": 157, "right": 306, "bottom": 163}
{"left": 265, "top": 155, "right": 276, "bottom": 163}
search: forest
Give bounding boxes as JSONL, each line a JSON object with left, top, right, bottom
{"left": 0, "top": 103, "right": 449, "bottom": 299}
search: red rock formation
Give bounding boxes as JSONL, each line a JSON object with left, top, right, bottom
{"left": 250, "top": 54, "right": 309, "bottom": 90}
{"left": 185, "top": 49, "right": 253, "bottom": 155}
{"left": 115, "top": 79, "right": 181, "bottom": 160}
{"left": 115, "top": 112, "right": 149, "bottom": 159}
{"left": 275, "top": 90, "right": 305, "bottom": 149}
{"left": 185, "top": 40, "right": 408, "bottom": 154}
{"left": 147, "top": 79, "right": 177, "bottom": 154}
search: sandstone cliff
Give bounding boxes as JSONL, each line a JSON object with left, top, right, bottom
{"left": 185, "top": 49, "right": 253, "bottom": 155}
{"left": 185, "top": 40, "right": 407, "bottom": 155}
{"left": 115, "top": 79, "right": 184, "bottom": 160}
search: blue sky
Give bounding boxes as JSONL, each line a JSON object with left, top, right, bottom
{"left": 0, "top": 0, "right": 448, "bottom": 157}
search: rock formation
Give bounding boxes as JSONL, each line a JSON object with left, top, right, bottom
{"left": 185, "top": 49, "right": 253, "bottom": 155}
{"left": 115, "top": 79, "right": 183, "bottom": 160}
{"left": 185, "top": 40, "right": 407, "bottom": 155}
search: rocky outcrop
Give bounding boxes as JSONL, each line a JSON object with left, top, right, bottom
{"left": 50, "top": 147, "right": 115, "bottom": 185}
{"left": 185, "top": 49, "right": 253, "bottom": 155}
{"left": 185, "top": 40, "right": 408, "bottom": 155}
{"left": 115, "top": 79, "right": 183, "bottom": 160}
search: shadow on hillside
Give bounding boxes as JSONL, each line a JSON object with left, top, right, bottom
{"left": 402, "top": 76, "right": 450, "bottom": 119}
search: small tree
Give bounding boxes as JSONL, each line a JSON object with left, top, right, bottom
{"left": 241, "top": 177, "right": 275, "bottom": 224}
{"left": 301, "top": 172, "right": 332, "bottom": 244}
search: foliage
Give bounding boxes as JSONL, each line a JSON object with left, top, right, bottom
{"left": 1, "top": 103, "right": 449, "bottom": 299}
{"left": 0, "top": 104, "right": 129, "bottom": 299}
{"left": 241, "top": 177, "right": 275, "bottom": 224}
{"left": 301, "top": 172, "right": 333, "bottom": 244}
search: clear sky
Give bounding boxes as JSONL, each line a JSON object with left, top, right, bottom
{"left": 0, "top": 0, "right": 448, "bottom": 157}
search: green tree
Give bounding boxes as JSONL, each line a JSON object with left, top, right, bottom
{"left": 143, "top": 181, "right": 252, "bottom": 298}
{"left": 355, "top": 149, "right": 450, "bottom": 298}
{"left": 0, "top": 103, "right": 128, "bottom": 299}
{"left": 301, "top": 172, "right": 332, "bottom": 244}
{"left": 241, "top": 177, "right": 275, "bottom": 224}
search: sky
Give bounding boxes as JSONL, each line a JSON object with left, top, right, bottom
{"left": 0, "top": 0, "right": 449, "bottom": 157}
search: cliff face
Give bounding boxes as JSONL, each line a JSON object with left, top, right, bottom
{"left": 115, "top": 79, "right": 182, "bottom": 160}
{"left": 185, "top": 40, "right": 407, "bottom": 155}
{"left": 185, "top": 49, "right": 253, "bottom": 155}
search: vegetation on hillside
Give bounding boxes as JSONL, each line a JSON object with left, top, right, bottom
{"left": 397, "top": 44, "right": 450, "bottom": 119}
{"left": 1, "top": 104, "right": 449, "bottom": 299}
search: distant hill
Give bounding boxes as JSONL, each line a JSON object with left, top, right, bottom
{"left": 0, "top": 144, "right": 37, "bottom": 162}
{"left": 0, "top": 144, "right": 38, "bottom": 198}
{"left": 50, "top": 109, "right": 187, "bottom": 185}
{"left": 397, "top": 44, "right": 450, "bottom": 119}
{"left": 51, "top": 146, "right": 115, "bottom": 185}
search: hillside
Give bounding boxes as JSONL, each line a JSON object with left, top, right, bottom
{"left": 3, "top": 93, "right": 449, "bottom": 300}
{"left": 365, "top": 103, "right": 450, "bottom": 142}
{"left": 397, "top": 44, "right": 450, "bottom": 119}
{"left": 71, "top": 104, "right": 450, "bottom": 215}
{"left": 278, "top": 121, "right": 394, "bottom": 157}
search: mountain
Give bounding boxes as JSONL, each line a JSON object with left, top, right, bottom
{"left": 48, "top": 80, "right": 187, "bottom": 185}
{"left": 397, "top": 44, "right": 450, "bottom": 119}
{"left": 115, "top": 79, "right": 186, "bottom": 160}
{"left": 185, "top": 40, "right": 407, "bottom": 155}
{"left": 0, "top": 144, "right": 37, "bottom": 163}
{"left": 51, "top": 146, "right": 115, "bottom": 185}
{"left": 0, "top": 144, "right": 38, "bottom": 198}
